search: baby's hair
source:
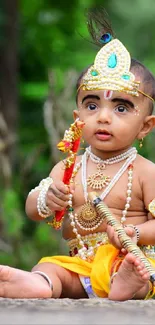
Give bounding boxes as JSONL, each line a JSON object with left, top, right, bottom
{"left": 130, "top": 58, "right": 155, "bottom": 114}
{"left": 75, "top": 65, "right": 91, "bottom": 103}
{"left": 76, "top": 6, "right": 155, "bottom": 114}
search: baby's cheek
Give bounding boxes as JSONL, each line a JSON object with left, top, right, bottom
{"left": 83, "top": 128, "right": 91, "bottom": 141}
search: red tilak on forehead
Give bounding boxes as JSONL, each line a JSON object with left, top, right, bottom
{"left": 104, "top": 90, "right": 113, "bottom": 100}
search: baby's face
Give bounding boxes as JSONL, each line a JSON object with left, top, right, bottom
{"left": 75, "top": 80, "right": 151, "bottom": 154}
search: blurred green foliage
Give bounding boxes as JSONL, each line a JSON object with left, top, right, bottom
{"left": 0, "top": 0, "right": 155, "bottom": 270}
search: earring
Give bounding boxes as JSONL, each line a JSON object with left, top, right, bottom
{"left": 80, "top": 138, "right": 85, "bottom": 150}
{"left": 139, "top": 138, "right": 144, "bottom": 148}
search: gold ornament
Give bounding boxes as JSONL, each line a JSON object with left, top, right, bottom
{"left": 75, "top": 201, "right": 104, "bottom": 230}
{"left": 139, "top": 138, "right": 144, "bottom": 148}
{"left": 80, "top": 39, "right": 140, "bottom": 97}
{"left": 57, "top": 119, "right": 85, "bottom": 168}
{"left": 68, "top": 232, "right": 109, "bottom": 257}
{"left": 87, "top": 172, "right": 111, "bottom": 190}
{"left": 148, "top": 198, "right": 155, "bottom": 218}
{"left": 87, "top": 163, "right": 111, "bottom": 190}
{"left": 78, "top": 38, "right": 154, "bottom": 102}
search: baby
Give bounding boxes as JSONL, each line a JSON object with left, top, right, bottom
{"left": 1, "top": 8, "right": 155, "bottom": 301}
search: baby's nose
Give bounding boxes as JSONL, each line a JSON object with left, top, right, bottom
{"left": 97, "top": 107, "right": 112, "bottom": 123}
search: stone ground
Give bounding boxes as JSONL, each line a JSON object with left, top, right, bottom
{"left": 1, "top": 298, "right": 155, "bottom": 324}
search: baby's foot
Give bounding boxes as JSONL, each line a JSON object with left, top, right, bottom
{"left": 109, "top": 253, "right": 150, "bottom": 301}
{"left": 0, "top": 265, "right": 52, "bottom": 298}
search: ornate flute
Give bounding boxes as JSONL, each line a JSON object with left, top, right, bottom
{"left": 88, "top": 192, "right": 155, "bottom": 285}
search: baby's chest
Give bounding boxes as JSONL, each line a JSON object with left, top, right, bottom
{"left": 73, "top": 171, "right": 142, "bottom": 211}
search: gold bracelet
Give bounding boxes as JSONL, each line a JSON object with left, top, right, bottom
{"left": 133, "top": 226, "right": 140, "bottom": 243}
{"left": 124, "top": 224, "right": 140, "bottom": 243}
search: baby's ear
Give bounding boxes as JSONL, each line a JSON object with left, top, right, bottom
{"left": 137, "top": 115, "right": 155, "bottom": 139}
{"left": 73, "top": 110, "right": 79, "bottom": 121}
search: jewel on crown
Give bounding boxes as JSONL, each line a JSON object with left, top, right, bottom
{"left": 81, "top": 35, "right": 140, "bottom": 96}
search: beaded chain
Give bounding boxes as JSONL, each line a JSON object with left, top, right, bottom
{"left": 67, "top": 147, "right": 137, "bottom": 260}
{"left": 82, "top": 147, "right": 137, "bottom": 203}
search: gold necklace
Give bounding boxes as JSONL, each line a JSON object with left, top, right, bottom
{"left": 87, "top": 163, "right": 111, "bottom": 190}
{"left": 74, "top": 201, "right": 104, "bottom": 231}
{"left": 69, "top": 160, "right": 104, "bottom": 231}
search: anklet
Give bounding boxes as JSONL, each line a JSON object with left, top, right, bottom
{"left": 144, "top": 281, "right": 154, "bottom": 300}
{"left": 110, "top": 271, "right": 138, "bottom": 300}
{"left": 32, "top": 271, "right": 53, "bottom": 291}
{"left": 110, "top": 272, "right": 118, "bottom": 287}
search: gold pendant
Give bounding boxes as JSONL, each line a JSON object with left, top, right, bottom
{"left": 87, "top": 171, "right": 111, "bottom": 190}
{"left": 75, "top": 201, "right": 104, "bottom": 230}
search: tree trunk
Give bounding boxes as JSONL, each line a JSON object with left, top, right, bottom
{"left": 0, "top": 0, "right": 18, "bottom": 175}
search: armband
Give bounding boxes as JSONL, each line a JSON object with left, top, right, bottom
{"left": 148, "top": 198, "right": 155, "bottom": 218}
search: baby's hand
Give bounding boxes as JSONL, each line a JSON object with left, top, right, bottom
{"left": 106, "top": 224, "right": 138, "bottom": 251}
{"left": 46, "top": 180, "right": 72, "bottom": 212}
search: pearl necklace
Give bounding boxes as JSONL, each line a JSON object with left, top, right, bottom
{"left": 86, "top": 146, "right": 136, "bottom": 167}
{"left": 82, "top": 147, "right": 137, "bottom": 203}
{"left": 68, "top": 147, "right": 137, "bottom": 260}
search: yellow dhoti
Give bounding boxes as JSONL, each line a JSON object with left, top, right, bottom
{"left": 39, "top": 236, "right": 155, "bottom": 298}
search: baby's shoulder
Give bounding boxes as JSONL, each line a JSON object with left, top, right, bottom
{"left": 49, "top": 159, "right": 66, "bottom": 181}
{"left": 136, "top": 154, "right": 155, "bottom": 179}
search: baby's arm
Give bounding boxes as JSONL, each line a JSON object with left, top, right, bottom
{"left": 25, "top": 160, "right": 70, "bottom": 221}
{"left": 107, "top": 159, "right": 155, "bottom": 249}
{"left": 136, "top": 160, "right": 155, "bottom": 246}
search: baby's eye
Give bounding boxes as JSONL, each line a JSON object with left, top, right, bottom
{"left": 87, "top": 103, "right": 98, "bottom": 111}
{"left": 115, "top": 105, "right": 128, "bottom": 113}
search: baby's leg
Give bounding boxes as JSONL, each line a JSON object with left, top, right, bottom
{"left": 0, "top": 263, "right": 87, "bottom": 299}
{"left": 109, "top": 253, "right": 150, "bottom": 301}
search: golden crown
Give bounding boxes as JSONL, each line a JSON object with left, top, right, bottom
{"left": 80, "top": 38, "right": 140, "bottom": 96}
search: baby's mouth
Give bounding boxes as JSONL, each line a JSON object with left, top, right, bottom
{"left": 95, "top": 130, "right": 112, "bottom": 140}
{"left": 96, "top": 129, "right": 111, "bottom": 135}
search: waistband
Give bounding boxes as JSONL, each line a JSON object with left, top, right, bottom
{"left": 67, "top": 232, "right": 109, "bottom": 258}
{"left": 67, "top": 232, "right": 155, "bottom": 260}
